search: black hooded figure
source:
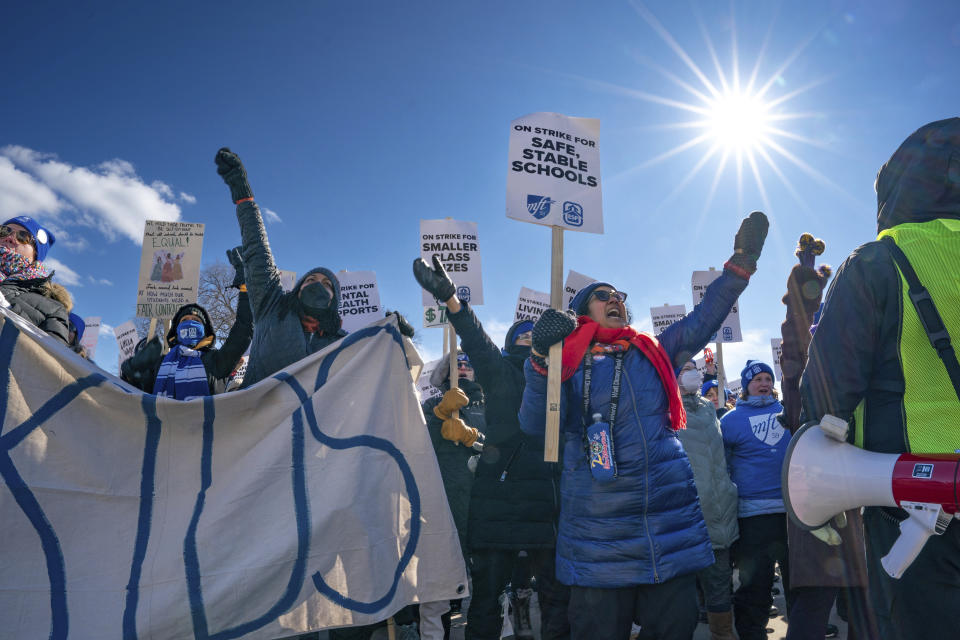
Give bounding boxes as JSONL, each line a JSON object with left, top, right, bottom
{"left": 215, "top": 148, "right": 347, "bottom": 388}
{"left": 412, "top": 255, "right": 571, "bottom": 640}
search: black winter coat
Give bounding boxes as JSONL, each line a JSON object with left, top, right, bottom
{"left": 0, "top": 275, "right": 70, "bottom": 344}
{"left": 120, "top": 291, "right": 254, "bottom": 396}
{"left": 449, "top": 304, "right": 561, "bottom": 550}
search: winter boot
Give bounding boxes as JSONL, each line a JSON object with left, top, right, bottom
{"left": 706, "top": 610, "right": 737, "bottom": 640}
{"left": 511, "top": 587, "right": 534, "bottom": 640}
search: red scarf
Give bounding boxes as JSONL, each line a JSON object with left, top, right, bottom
{"left": 300, "top": 315, "right": 323, "bottom": 335}
{"left": 561, "top": 317, "right": 686, "bottom": 431}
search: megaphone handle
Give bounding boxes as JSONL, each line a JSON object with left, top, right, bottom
{"left": 880, "top": 504, "right": 942, "bottom": 579}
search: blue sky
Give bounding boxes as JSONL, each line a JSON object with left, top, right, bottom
{"left": 2, "top": 1, "right": 958, "bottom": 378}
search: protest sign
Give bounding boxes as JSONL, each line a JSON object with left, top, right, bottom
{"left": 515, "top": 286, "right": 550, "bottom": 323}
{"left": 337, "top": 270, "right": 381, "bottom": 334}
{"left": 691, "top": 270, "right": 742, "bottom": 343}
{"left": 80, "top": 316, "right": 101, "bottom": 358}
{"left": 416, "top": 358, "right": 443, "bottom": 403}
{"left": 419, "top": 219, "right": 483, "bottom": 307}
{"left": 279, "top": 269, "right": 297, "bottom": 293}
{"left": 135, "top": 221, "right": 204, "bottom": 320}
{"left": 563, "top": 270, "right": 599, "bottom": 310}
{"left": 771, "top": 338, "right": 783, "bottom": 381}
{"left": 728, "top": 378, "right": 743, "bottom": 397}
{"left": 114, "top": 321, "right": 138, "bottom": 365}
{"left": 650, "top": 304, "right": 686, "bottom": 336}
{"left": 422, "top": 305, "right": 448, "bottom": 329}
{"left": 506, "top": 112, "right": 603, "bottom": 234}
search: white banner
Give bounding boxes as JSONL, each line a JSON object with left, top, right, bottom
{"left": 337, "top": 270, "right": 381, "bottom": 334}
{"left": 563, "top": 270, "right": 599, "bottom": 311}
{"left": 691, "top": 270, "right": 742, "bottom": 343}
{"left": 114, "top": 320, "right": 139, "bottom": 364}
{"left": 650, "top": 304, "right": 686, "bottom": 336}
{"left": 419, "top": 219, "right": 483, "bottom": 307}
{"left": 506, "top": 112, "right": 603, "bottom": 233}
{"left": 80, "top": 316, "right": 101, "bottom": 358}
{"left": 0, "top": 310, "right": 466, "bottom": 639}
{"left": 514, "top": 287, "right": 550, "bottom": 323}
{"left": 771, "top": 338, "right": 783, "bottom": 381}
{"left": 136, "top": 221, "right": 205, "bottom": 320}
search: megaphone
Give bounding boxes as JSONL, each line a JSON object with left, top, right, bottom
{"left": 783, "top": 415, "right": 960, "bottom": 578}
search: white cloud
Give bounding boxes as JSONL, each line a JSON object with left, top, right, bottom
{"left": 99, "top": 322, "right": 114, "bottom": 336}
{"left": 263, "top": 208, "right": 282, "bottom": 224}
{"left": 45, "top": 258, "right": 82, "bottom": 286}
{"left": 87, "top": 275, "right": 113, "bottom": 286}
{"left": 179, "top": 192, "right": 197, "bottom": 204}
{"left": 0, "top": 156, "right": 64, "bottom": 217}
{"left": 59, "top": 235, "right": 90, "bottom": 251}
{"left": 1, "top": 145, "right": 181, "bottom": 245}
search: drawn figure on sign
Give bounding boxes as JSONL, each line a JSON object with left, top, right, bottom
{"left": 171, "top": 253, "right": 184, "bottom": 281}
{"left": 151, "top": 256, "right": 163, "bottom": 281}
{"left": 161, "top": 253, "right": 174, "bottom": 282}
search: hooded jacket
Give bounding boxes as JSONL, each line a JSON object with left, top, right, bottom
{"left": 120, "top": 295, "right": 253, "bottom": 395}
{"left": 520, "top": 269, "right": 747, "bottom": 587}
{"left": 677, "top": 393, "right": 739, "bottom": 549}
{"left": 447, "top": 306, "right": 562, "bottom": 550}
{"left": 234, "top": 200, "right": 346, "bottom": 388}
{"left": 801, "top": 118, "right": 960, "bottom": 454}
{"left": 0, "top": 275, "right": 71, "bottom": 344}
{"left": 422, "top": 356, "right": 485, "bottom": 557}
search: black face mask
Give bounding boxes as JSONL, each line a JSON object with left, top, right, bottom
{"left": 299, "top": 281, "right": 335, "bottom": 318}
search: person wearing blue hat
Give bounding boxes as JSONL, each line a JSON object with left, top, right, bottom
{"left": 0, "top": 215, "right": 72, "bottom": 344}
{"left": 720, "top": 359, "right": 791, "bottom": 640}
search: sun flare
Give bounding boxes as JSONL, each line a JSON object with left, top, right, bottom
{"left": 704, "top": 91, "right": 771, "bottom": 152}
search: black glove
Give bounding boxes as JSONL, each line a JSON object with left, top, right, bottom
{"left": 412, "top": 255, "right": 457, "bottom": 304}
{"left": 532, "top": 308, "right": 577, "bottom": 356}
{"left": 226, "top": 246, "right": 244, "bottom": 289}
{"left": 386, "top": 310, "right": 415, "bottom": 338}
{"left": 728, "top": 210, "right": 769, "bottom": 275}
{"left": 215, "top": 147, "right": 254, "bottom": 203}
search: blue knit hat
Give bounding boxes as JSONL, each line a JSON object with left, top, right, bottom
{"left": 569, "top": 281, "right": 613, "bottom": 316}
{"left": 740, "top": 359, "right": 775, "bottom": 391}
{"left": 68, "top": 313, "right": 85, "bottom": 342}
{"left": 701, "top": 379, "right": 718, "bottom": 396}
{"left": 2, "top": 216, "right": 55, "bottom": 262}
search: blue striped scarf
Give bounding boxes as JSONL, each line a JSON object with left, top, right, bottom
{"left": 153, "top": 345, "right": 210, "bottom": 400}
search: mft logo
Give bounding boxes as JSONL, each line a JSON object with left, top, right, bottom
{"left": 457, "top": 285, "right": 471, "bottom": 302}
{"left": 527, "top": 195, "right": 556, "bottom": 220}
{"left": 562, "top": 201, "right": 584, "bottom": 226}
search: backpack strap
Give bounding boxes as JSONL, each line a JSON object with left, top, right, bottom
{"left": 880, "top": 235, "right": 960, "bottom": 402}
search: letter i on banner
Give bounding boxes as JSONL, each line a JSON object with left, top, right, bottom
{"left": 506, "top": 112, "right": 603, "bottom": 461}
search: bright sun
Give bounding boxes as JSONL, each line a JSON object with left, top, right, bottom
{"left": 705, "top": 91, "right": 771, "bottom": 152}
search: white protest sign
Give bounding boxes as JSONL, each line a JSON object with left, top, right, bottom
{"left": 114, "top": 320, "right": 139, "bottom": 364}
{"left": 728, "top": 378, "right": 743, "bottom": 397}
{"left": 563, "top": 270, "right": 599, "bottom": 311}
{"left": 422, "top": 305, "right": 448, "bottom": 329}
{"left": 650, "top": 304, "right": 686, "bottom": 336}
{"left": 691, "top": 270, "right": 742, "bottom": 343}
{"left": 419, "top": 219, "right": 483, "bottom": 307}
{"left": 771, "top": 338, "right": 784, "bottom": 381}
{"left": 506, "top": 112, "right": 603, "bottom": 234}
{"left": 136, "top": 221, "right": 205, "bottom": 320}
{"left": 80, "top": 316, "right": 101, "bottom": 358}
{"left": 279, "top": 270, "right": 297, "bottom": 293}
{"left": 337, "top": 270, "right": 381, "bottom": 334}
{"left": 416, "top": 358, "right": 443, "bottom": 403}
{"left": 515, "top": 287, "right": 551, "bottom": 323}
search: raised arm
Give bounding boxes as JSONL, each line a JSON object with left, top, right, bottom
{"left": 215, "top": 148, "right": 284, "bottom": 320}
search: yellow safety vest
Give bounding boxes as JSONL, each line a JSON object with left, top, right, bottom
{"left": 861, "top": 219, "right": 960, "bottom": 453}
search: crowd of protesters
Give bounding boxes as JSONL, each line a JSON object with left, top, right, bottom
{"left": 2, "top": 119, "right": 959, "bottom": 640}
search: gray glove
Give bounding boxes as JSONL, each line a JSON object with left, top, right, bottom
{"left": 412, "top": 255, "right": 456, "bottom": 303}
{"left": 215, "top": 147, "right": 254, "bottom": 203}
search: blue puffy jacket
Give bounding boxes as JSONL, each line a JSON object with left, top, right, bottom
{"left": 519, "top": 270, "right": 747, "bottom": 587}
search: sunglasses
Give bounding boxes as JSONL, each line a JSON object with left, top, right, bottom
{"left": 591, "top": 290, "right": 628, "bottom": 303}
{"left": 0, "top": 225, "right": 35, "bottom": 247}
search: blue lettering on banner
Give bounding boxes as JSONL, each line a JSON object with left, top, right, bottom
{"left": 562, "top": 201, "right": 583, "bottom": 227}
{"left": 723, "top": 326, "right": 734, "bottom": 341}
{"left": 526, "top": 195, "right": 555, "bottom": 219}
{"left": 456, "top": 285, "right": 471, "bottom": 302}
{"left": 0, "top": 318, "right": 420, "bottom": 639}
